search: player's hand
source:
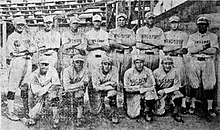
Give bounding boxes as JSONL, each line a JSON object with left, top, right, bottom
{"left": 157, "top": 45, "right": 164, "bottom": 50}
{"left": 180, "top": 48, "right": 188, "bottom": 54}
{"left": 203, "top": 43, "right": 211, "bottom": 49}
{"left": 102, "top": 45, "right": 110, "bottom": 52}
{"left": 158, "top": 89, "right": 165, "bottom": 96}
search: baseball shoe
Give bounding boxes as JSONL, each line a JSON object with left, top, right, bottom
{"left": 173, "top": 113, "right": 184, "bottom": 123}
{"left": 208, "top": 109, "right": 217, "bottom": 117}
{"left": 181, "top": 107, "right": 188, "bottom": 114}
{"left": 144, "top": 113, "right": 153, "bottom": 122}
{"left": 7, "top": 112, "right": 20, "bottom": 121}
{"left": 189, "top": 107, "right": 195, "bottom": 114}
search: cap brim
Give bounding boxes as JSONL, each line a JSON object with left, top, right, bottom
{"left": 73, "top": 59, "right": 84, "bottom": 62}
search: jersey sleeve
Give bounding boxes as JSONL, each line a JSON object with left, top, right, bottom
{"left": 164, "top": 70, "right": 180, "bottom": 93}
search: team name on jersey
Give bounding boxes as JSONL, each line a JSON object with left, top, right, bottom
{"left": 141, "top": 34, "right": 160, "bottom": 39}
{"left": 114, "top": 34, "right": 131, "bottom": 38}
{"left": 165, "top": 39, "right": 183, "bottom": 45}
{"left": 70, "top": 39, "right": 82, "bottom": 43}
{"left": 159, "top": 78, "right": 174, "bottom": 88}
{"left": 195, "top": 40, "right": 210, "bottom": 45}
{"left": 131, "top": 77, "right": 149, "bottom": 86}
{"left": 91, "top": 39, "right": 105, "bottom": 43}
{"left": 14, "top": 39, "right": 31, "bottom": 47}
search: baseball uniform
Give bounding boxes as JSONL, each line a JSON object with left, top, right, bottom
{"left": 109, "top": 26, "right": 136, "bottom": 83}
{"left": 136, "top": 26, "right": 165, "bottom": 71}
{"left": 164, "top": 30, "right": 189, "bottom": 86}
{"left": 61, "top": 30, "right": 87, "bottom": 68}
{"left": 85, "top": 28, "right": 109, "bottom": 71}
{"left": 124, "top": 66, "right": 157, "bottom": 118}
{"left": 91, "top": 64, "right": 118, "bottom": 114}
{"left": 35, "top": 29, "right": 61, "bottom": 68}
{"left": 153, "top": 66, "right": 183, "bottom": 115}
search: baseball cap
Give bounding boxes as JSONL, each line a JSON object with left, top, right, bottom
{"left": 72, "top": 55, "right": 85, "bottom": 62}
{"left": 13, "top": 16, "right": 26, "bottom": 24}
{"left": 117, "top": 13, "right": 127, "bottom": 20}
{"left": 145, "top": 12, "right": 155, "bottom": 19}
{"left": 197, "top": 16, "right": 209, "bottom": 24}
{"left": 44, "top": 16, "right": 54, "bottom": 23}
{"left": 133, "top": 55, "right": 144, "bottom": 62}
{"left": 169, "top": 16, "right": 180, "bottom": 23}
{"left": 102, "top": 56, "right": 113, "bottom": 64}
{"left": 162, "top": 56, "right": 173, "bottom": 63}
{"left": 38, "top": 56, "right": 50, "bottom": 64}
{"left": 92, "top": 14, "right": 102, "bottom": 22}
{"left": 69, "top": 16, "right": 80, "bottom": 24}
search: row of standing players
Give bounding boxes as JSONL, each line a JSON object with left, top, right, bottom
{"left": 5, "top": 12, "right": 219, "bottom": 128}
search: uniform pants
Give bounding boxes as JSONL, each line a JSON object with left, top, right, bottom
{"left": 111, "top": 51, "right": 132, "bottom": 83}
{"left": 87, "top": 52, "right": 107, "bottom": 71}
{"left": 188, "top": 57, "right": 216, "bottom": 90}
{"left": 28, "top": 85, "right": 61, "bottom": 119}
{"left": 8, "top": 57, "right": 32, "bottom": 92}
{"left": 89, "top": 90, "right": 117, "bottom": 115}
{"left": 137, "top": 50, "right": 160, "bottom": 71}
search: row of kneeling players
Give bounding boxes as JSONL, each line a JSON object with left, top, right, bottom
{"left": 5, "top": 12, "right": 218, "bottom": 127}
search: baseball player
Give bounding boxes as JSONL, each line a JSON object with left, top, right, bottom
{"left": 186, "top": 16, "right": 219, "bottom": 118}
{"left": 35, "top": 15, "right": 61, "bottom": 68}
{"left": 26, "top": 56, "right": 62, "bottom": 128}
{"left": 109, "top": 13, "right": 136, "bottom": 85}
{"left": 91, "top": 56, "right": 119, "bottom": 124}
{"left": 61, "top": 16, "right": 87, "bottom": 68}
{"left": 124, "top": 55, "right": 158, "bottom": 122}
{"left": 85, "top": 14, "right": 110, "bottom": 71}
{"left": 6, "top": 16, "right": 36, "bottom": 121}
{"left": 153, "top": 56, "right": 184, "bottom": 122}
{"left": 164, "top": 16, "right": 189, "bottom": 114}
{"left": 136, "top": 12, "right": 165, "bottom": 71}
{"left": 63, "top": 55, "right": 89, "bottom": 127}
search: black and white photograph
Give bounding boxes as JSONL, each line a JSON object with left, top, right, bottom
{"left": 0, "top": 0, "right": 220, "bottom": 129}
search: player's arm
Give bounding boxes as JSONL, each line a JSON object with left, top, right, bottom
{"left": 92, "top": 71, "right": 114, "bottom": 91}
{"left": 140, "top": 70, "right": 156, "bottom": 93}
{"left": 123, "top": 71, "right": 140, "bottom": 92}
{"left": 201, "top": 34, "right": 218, "bottom": 55}
{"left": 163, "top": 72, "right": 180, "bottom": 94}
{"left": 187, "top": 36, "right": 205, "bottom": 54}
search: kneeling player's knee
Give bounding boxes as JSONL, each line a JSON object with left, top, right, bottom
{"left": 51, "top": 97, "right": 59, "bottom": 107}
{"left": 7, "top": 91, "right": 15, "bottom": 100}
{"left": 173, "top": 98, "right": 182, "bottom": 107}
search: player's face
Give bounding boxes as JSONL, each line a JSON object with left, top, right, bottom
{"left": 102, "top": 62, "right": 112, "bottom": 73}
{"left": 170, "top": 22, "right": 179, "bottom": 30}
{"left": 117, "top": 17, "right": 126, "bottom": 27}
{"left": 134, "top": 60, "right": 144, "bottom": 72}
{"left": 162, "top": 61, "right": 173, "bottom": 72}
{"left": 14, "top": 23, "right": 25, "bottom": 33}
{"left": 73, "top": 60, "right": 84, "bottom": 71}
{"left": 44, "top": 21, "right": 53, "bottom": 32}
{"left": 197, "top": 23, "right": 208, "bottom": 34}
{"left": 70, "top": 22, "right": 79, "bottom": 31}
{"left": 93, "top": 21, "right": 101, "bottom": 30}
{"left": 146, "top": 17, "right": 154, "bottom": 26}
{"left": 39, "top": 62, "right": 49, "bottom": 74}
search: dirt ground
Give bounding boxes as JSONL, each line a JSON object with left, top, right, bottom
{"left": 1, "top": 68, "right": 220, "bottom": 130}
